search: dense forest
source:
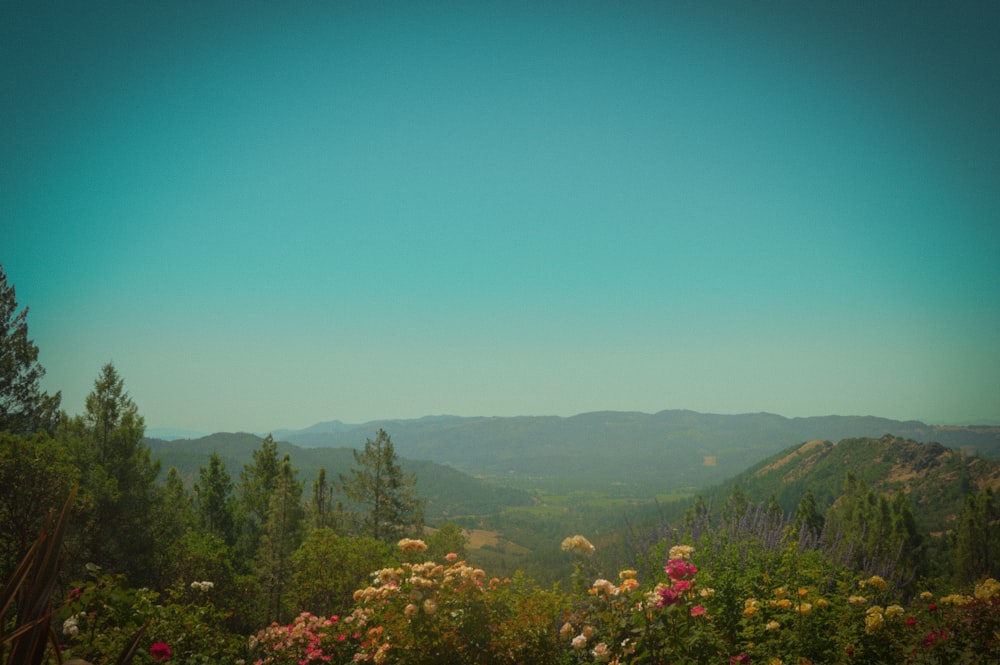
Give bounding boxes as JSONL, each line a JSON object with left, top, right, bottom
{"left": 3, "top": 263, "right": 999, "bottom": 663}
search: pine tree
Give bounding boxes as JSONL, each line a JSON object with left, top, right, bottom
{"left": 953, "top": 489, "right": 999, "bottom": 585}
{"left": 62, "top": 363, "right": 160, "bottom": 584}
{"left": 257, "top": 454, "right": 303, "bottom": 624}
{"left": 307, "top": 467, "right": 335, "bottom": 531}
{"left": 0, "top": 264, "right": 60, "bottom": 435}
{"left": 196, "top": 452, "right": 237, "bottom": 545}
{"left": 236, "top": 434, "right": 281, "bottom": 567}
{"left": 338, "top": 429, "right": 424, "bottom": 542}
{"left": 793, "top": 489, "right": 825, "bottom": 540}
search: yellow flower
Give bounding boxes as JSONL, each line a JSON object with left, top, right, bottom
{"left": 975, "top": 578, "right": 1000, "bottom": 600}
{"left": 797, "top": 587, "right": 810, "bottom": 597}
{"left": 776, "top": 598, "right": 792, "bottom": 610}
{"left": 864, "top": 575, "right": 887, "bottom": 591}
{"left": 619, "top": 569, "right": 637, "bottom": 580}
{"left": 865, "top": 611, "right": 884, "bottom": 633}
{"left": 668, "top": 545, "right": 695, "bottom": 560}
{"left": 774, "top": 586, "right": 789, "bottom": 598}
{"left": 743, "top": 606, "right": 759, "bottom": 617}
{"left": 561, "top": 535, "right": 596, "bottom": 556}
{"left": 941, "top": 594, "right": 974, "bottom": 606}
{"left": 885, "top": 604, "right": 904, "bottom": 618}
{"left": 397, "top": 538, "right": 428, "bottom": 552}
{"left": 797, "top": 602, "right": 812, "bottom": 615}
{"left": 619, "top": 578, "right": 640, "bottom": 593}
{"left": 699, "top": 587, "right": 715, "bottom": 599}
{"left": 815, "top": 598, "right": 829, "bottom": 609}
{"left": 766, "top": 620, "right": 781, "bottom": 631}
{"left": 919, "top": 591, "right": 934, "bottom": 601}
{"left": 848, "top": 595, "right": 867, "bottom": 606}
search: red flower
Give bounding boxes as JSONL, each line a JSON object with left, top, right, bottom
{"left": 730, "top": 655, "right": 749, "bottom": 664}
{"left": 906, "top": 617, "right": 917, "bottom": 626}
{"left": 150, "top": 642, "right": 171, "bottom": 661}
{"left": 657, "top": 586, "right": 682, "bottom": 607}
{"left": 846, "top": 647, "right": 854, "bottom": 656}
{"left": 927, "top": 603, "right": 937, "bottom": 612}
{"left": 664, "top": 559, "right": 698, "bottom": 581}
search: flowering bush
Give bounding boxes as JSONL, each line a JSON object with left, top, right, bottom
{"left": 58, "top": 570, "right": 245, "bottom": 664}
{"left": 251, "top": 539, "right": 564, "bottom": 665}
{"left": 240, "top": 535, "right": 1000, "bottom": 665}
{"left": 250, "top": 612, "right": 359, "bottom": 665}
{"left": 559, "top": 543, "right": 730, "bottom": 664}
{"left": 105, "top": 533, "right": 993, "bottom": 665}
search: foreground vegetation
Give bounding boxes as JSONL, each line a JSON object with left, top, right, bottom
{"left": 2, "top": 264, "right": 1000, "bottom": 663}
{"left": 13, "top": 522, "right": 1000, "bottom": 664}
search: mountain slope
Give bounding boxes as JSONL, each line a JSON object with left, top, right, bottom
{"left": 145, "top": 433, "right": 534, "bottom": 522}
{"left": 273, "top": 411, "right": 1000, "bottom": 493}
{"left": 718, "top": 434, "right": 1000, "bottom": 531}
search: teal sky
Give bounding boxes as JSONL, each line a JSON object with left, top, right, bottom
{"left": 3, "top": 1, "right": 998, "bottom": 433}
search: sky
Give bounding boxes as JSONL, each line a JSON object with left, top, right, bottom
{"left": 2, "top": 1, "right": 999, "bottom": 433}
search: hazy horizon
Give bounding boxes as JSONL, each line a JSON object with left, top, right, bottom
{"left": 4, "top": 2, "right": 998, "bottom": 433}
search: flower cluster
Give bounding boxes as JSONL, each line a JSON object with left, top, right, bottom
{"left": 560, "top": 544, "right": 729, "bottom": 663}
{"left": 397, "top": 538, "right": 429, "bottom": 553}
{"left": 189, "top": 580, "right": 214, "bottom": 592}
{"left": 561, "top": 534, "right": 596, "bottom": 557}
{"left": 250, "top": 612, "right": 357, "bottom": 665}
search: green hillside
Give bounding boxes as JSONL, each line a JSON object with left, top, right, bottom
{"left": 146, "top": 433, "right": 534, "bottom": 522}
{"left": 697, "top": 434, "right": 1000, "bottom": 533}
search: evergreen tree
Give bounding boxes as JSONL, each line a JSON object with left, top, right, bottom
{"left": 306, "top": 467, "right": 335, "bottom": 531}
{"left": 62, "top": 363, "right": 160, "bottom": 584}
{"left": 237, "top": 434, "right": 281, "bottom": 566}
{"left": 338, "top": 429, "right": 424, "bottom": 542}
{"left": 0, "top": 264, "right": 60, "bottom": 435}
{"left": 952, "top": 488, "right": 999, "bottom": 585}
{"left": 257, "top": 454, "right": 304, "bottom": 624}
{"left": 793, "top": 489, "right": 825, "bottom": 540}
{"left": 149, "top": 467, "right": 197, "bottom": 588}
{"left": 720, "top": 484, "right": 749, "bottom": 525}
{"left": 196, "top": 452, "right": 237, "bottom": 545}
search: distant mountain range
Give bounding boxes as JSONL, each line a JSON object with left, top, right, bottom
{"left": 266, "top": 411, "right": 1000, "bottom": 492}
{"left": 145, "top": 412, "right": 1000, "bottom": 571}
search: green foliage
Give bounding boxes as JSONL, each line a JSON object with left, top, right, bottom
{"left": 194, "top": 453, "right": 237, "bottom": 545}
{"left": 61, "top": 364, "right": 161, "bottom": 586}
{"left": 256, "top": 455, "right": 304, "bottom": 624}
{"left": 425, "top": 522, "right": 467, "bottom": 562}
{"left": 951, "top": 488, "right": 1000, "bottom": 586}
{"left": 338, "top": 429, "right": 424, "bottom": 542}
{"left": 0, "top": 431, "right": 78, "bottom": 583}
{"left": 60, "top": 569, "right": 245, "bottom": 665}
{"left": 0, "top": 265, "right": 61, "bottom": 436}
{"left": 289, "top": 529, "right": 391, "bottom": 617}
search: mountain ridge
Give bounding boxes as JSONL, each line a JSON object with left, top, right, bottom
{"left": 259, "top": 410, "right": 1000, "bottom": 493}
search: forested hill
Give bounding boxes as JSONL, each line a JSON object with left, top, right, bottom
{"left": 268, "top": 411, "right": 1000, "bottom": 492}
{"left": 145, "top": 433, "right": 534, "bottom": 521}
{"left": 702, "top": 434, "right": 1000, "bottom": 533}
